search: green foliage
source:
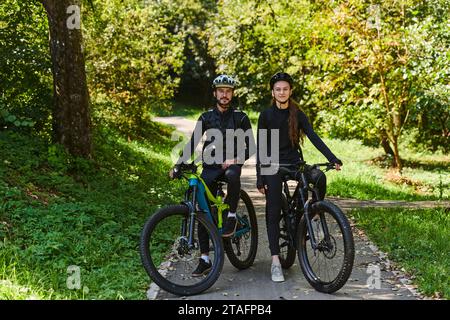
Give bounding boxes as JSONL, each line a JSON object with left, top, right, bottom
{"left": 84, "top": 0, "right": 187, "bottom": 135}
{"left": 0, "top": 106, "right": 35, "bottom": 130}
{"left": 0, "top": 125, "right": 184, "bottom": 299}
{"left": 207, "top": 0, "right": 449, "bottom": 155}
{"left": 209, "top": 0, "right": 315, "bottom": 108}
{"left": 1, "top": 0, "right": 448, "bottom": 154}
{"left": 352, "top": 207, "right": 450, "bottom": 299}
{"left": 0, "top": 0, "right": 53, "bottom": 135}
{"left": 313, "top": 0, "right": 450, "bottom": 154}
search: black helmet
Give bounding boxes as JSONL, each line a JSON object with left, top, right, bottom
{"left": 212, "top": 74, "right": 236, "bottom": 89}
{"left": 270, "top": 72, "right": 293, "bottom": 89}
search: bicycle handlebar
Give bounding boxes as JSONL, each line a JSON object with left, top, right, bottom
{"left": 312, "top": 162, "right": 338, "bottom": 172}
{"left": 169, "top": 163, "right": 198, "bottom": 179}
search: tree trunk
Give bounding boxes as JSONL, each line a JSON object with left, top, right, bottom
{"left": 391, "top": 135, "right": 403, "bottom": 173}
{"left": 40, "top": 0, "right": 92, "bottom": 157}
{"left": 380, "top": 132, "right": 394, "bottom": 156}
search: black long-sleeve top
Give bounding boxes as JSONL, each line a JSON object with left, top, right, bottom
{"left": 177, "top": 107, "right": 255, "bottom": 167}
{"left": 256, "top": 104, "right": 339, "bottom": 188}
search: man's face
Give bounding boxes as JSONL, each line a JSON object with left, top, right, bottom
{"left": 272, "top": 81, "right": 292, "bottom": 104}
{"left": 214, "top": 87, "right": 234, "bottom": 108}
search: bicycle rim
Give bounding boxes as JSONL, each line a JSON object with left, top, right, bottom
{"left": 140, "top": 205, "right": 224, "bottom": 296}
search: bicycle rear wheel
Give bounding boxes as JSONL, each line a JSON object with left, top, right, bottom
{"left": 224, "top": 190, "right": 258, "bottom": 270}
{"left": 297, "top": 200, "right": 354, "bottom": 293}
{"left": 279, "top": 194, "right": 296, "bottom": 269}
{"left": 140, "top": 205, "right": 224, "bottom": 296}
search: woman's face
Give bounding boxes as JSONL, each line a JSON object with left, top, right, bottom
{"left": 272, "top": 81, "right": 292, "bottom": 104}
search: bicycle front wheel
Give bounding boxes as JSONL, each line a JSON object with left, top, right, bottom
{"left": 297, "top": 200, "right": 354, "bottom": 293}
{"left": 224, "top": 190, "right": 258, "bottom": 270}
{"left": 140, "top": 205, "right": 224, "bottom": 296}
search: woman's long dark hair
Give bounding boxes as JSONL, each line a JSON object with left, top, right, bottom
{"left": 272, "top": 97, "right": 305, "bottom": 147}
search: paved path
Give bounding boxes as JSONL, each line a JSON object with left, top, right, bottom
{"left": 149, "top": 116, "right": 449, "bottom": 300}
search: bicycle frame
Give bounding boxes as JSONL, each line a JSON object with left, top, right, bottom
{"left": 181, "top": 171, "right": 251, "bottom": 240}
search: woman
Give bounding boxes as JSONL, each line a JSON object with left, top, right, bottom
{"left": 256, "top": 72, "right": 342, "bottom": 282}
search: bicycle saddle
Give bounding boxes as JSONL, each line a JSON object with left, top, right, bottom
{"left": 278, "top": 166, "right": 301, "bottom": 181}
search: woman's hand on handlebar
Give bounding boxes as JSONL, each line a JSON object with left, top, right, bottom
{"left": 332, "top": 158, "right": 343, "bottom": 171}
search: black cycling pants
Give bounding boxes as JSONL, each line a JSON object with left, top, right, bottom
{"left": 199, "top": 165, "right": 242, "bottom": 254}
{"left": 264, "top": 168, "right": 326, "bottom": 256}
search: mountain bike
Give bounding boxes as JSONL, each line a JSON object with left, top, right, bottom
{"left": 139, "top": 163, "right": 258, "bottom": 296}
{"left": 277, "top": 161, "right": 354, "bottom": 293}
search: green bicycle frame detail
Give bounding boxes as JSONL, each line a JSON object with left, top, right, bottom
{"left": 187, "top": 173, "right": 229, "bottom": 228}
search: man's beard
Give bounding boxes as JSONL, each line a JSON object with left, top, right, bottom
{"left": 217, "top": 98, "right": 231, "bottom": 108}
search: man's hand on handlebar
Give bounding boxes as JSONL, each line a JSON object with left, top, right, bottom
{"left": 169, "top": 165, "right": 181, "bottom": 179}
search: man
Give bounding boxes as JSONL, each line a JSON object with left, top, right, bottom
{"left": 172, "top": 74, "right": 255, "bottom": 276}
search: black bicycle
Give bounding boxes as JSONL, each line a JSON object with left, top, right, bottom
{"left": 276, "top": 161, "right": 354, "bottom": 293}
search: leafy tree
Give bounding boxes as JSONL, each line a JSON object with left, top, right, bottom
{"left": 84, "top": 0, "right": 186, "bottom": 135}
{"left": 314, "top": 0, "right": 450, "bottom": 171}
{"left": 0, "top": 0, "right": 52, "bottom": 133}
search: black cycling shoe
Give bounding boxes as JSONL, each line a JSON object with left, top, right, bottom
{"left": 192, "top": 258, "right": 212, "bottom": 277}
{"left": 222, "top": 217, "right": 237, "bottom": 238}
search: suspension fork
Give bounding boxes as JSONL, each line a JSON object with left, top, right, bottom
{"left": 187, "top": 184, "right": 198, "bottom": 249}
{"left": 304, "top": 199, "right": 319, "bottom": 250}
{"left": 305, "top": 200, "right": 334, "bottom": 251}
{"left": 315, "top": 202, "right": 334, "bottom": 250}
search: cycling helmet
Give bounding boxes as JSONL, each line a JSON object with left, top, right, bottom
{"left": 212, "top": 74, "right": 236, "bottom": 89}
{"left": 270, "top": 72, "right": 293, "bottom": 89}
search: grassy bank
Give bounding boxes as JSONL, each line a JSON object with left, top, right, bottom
{"left": 303, "top": 138, "right": 449, "bottom": 201}
{"left": 350, "top": 207, "right": 449, "bottom": 299}
{"left": 0, "top": 125, "right": 185, "bottom": 299}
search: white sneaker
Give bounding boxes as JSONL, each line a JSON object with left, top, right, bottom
{"left": 271, "top": 263, "right": 285, "bottom": 282}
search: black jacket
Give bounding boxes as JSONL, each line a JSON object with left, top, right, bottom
{"left": 256, "top": 105, "right": 340, "bottom": 188}
{"left": 178, "top": 107, "right": 255, "bottom": 167}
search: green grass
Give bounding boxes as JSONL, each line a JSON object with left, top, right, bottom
{"left": 0, "top": 124, "right": 186, "bottom": 299}
{"left": 350, "top": 207, "right": 450, "bottom": 299}
{"left": 302, "top": 138, "right": 449, "bottom": 201}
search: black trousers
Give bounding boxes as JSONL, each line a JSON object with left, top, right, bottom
{"left": 264, "top": 168, "right": 326, "bottom": 256}
{"left": 199, "top": 165, "right": 242, "bottom": 253}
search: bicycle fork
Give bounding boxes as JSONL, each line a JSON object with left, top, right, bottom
{"left": 304, "top": 200, "right": 333, "bottom": 252}
{"left": 180, "top": 184, "right": 199, "bottom": 251}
